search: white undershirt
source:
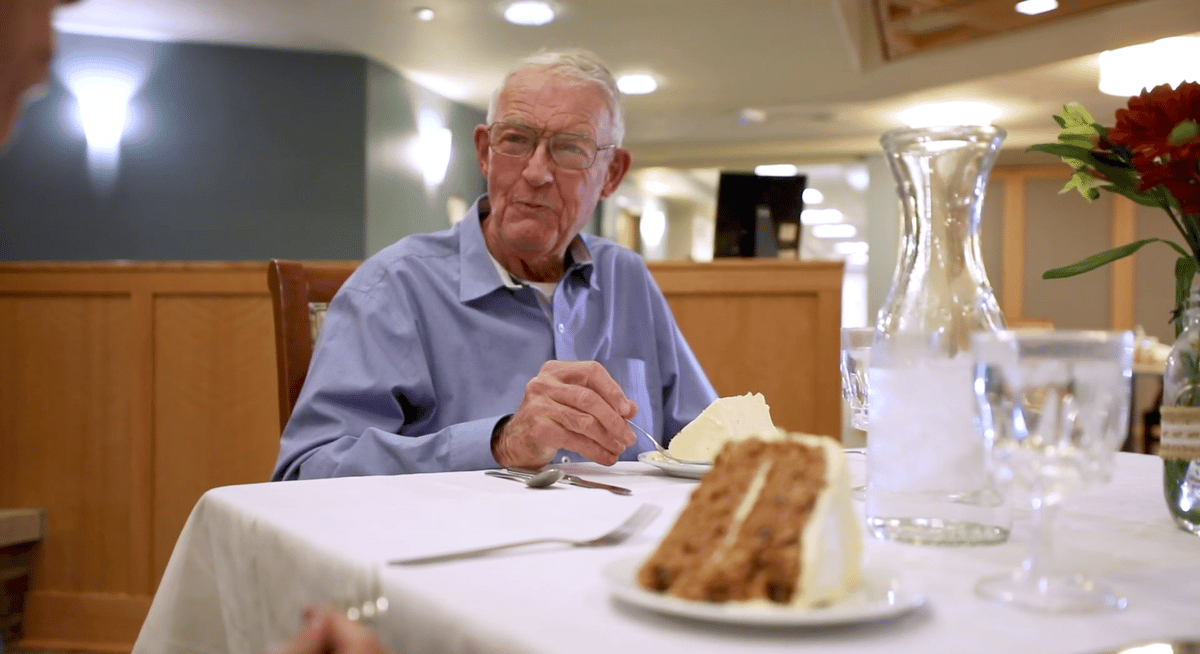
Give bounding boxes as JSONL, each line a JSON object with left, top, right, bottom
{"left": 488, "top": 253, "right": 557, "bottom": 319}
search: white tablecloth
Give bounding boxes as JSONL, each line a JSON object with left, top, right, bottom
{"left": 134, "top": 453, "right": 1200, "bottom": 654}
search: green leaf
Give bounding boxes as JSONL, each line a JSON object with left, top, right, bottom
{"left": 1061, "top": 170, "right": 1104, "bottom": 201}
{"left": 1042, "top": 238, "right": 1163, "bottom": 279}
{"left": 1098, "top": 183, "right": 1163, "bottom": 208}
{"left": 1027, "top": 143, "right": 1096, "bottom": 160}
{"left": 1174, "top": 255, "right": 1198, "bottom": 338}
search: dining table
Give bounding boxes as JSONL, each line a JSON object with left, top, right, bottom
{"left": 133, "top": 451, "right": 1200, "bottom": 654}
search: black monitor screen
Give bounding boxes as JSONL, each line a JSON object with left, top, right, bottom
{"left": 713, "top": 172, "right": 806, "bottom": 258}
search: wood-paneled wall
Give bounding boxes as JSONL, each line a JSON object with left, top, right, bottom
{"left": 650, "top": 259, "right": 843, "bottom": 438}
{"left": 0, "top": 259, "right": 842, "bottom": 651}
{"left": 0, "top": 263, "right": 280, "bottom": 652}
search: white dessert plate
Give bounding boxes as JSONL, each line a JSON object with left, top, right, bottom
{"left": 637, "top": 451, "right": 710, "bottom": 479}
{"left": 603, "top": 556, "right": 926, "bottom": 627}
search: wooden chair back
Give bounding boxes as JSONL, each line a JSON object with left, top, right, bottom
{"left": 266, "top": 259, "right": 359, "bottom": 432}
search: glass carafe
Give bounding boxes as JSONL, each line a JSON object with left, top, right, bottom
{"left": 1161, "top": 289, "right": 1200, "bottom": 535}
{"left": 867, "top": 125, "right": 1011, "bottom": 546}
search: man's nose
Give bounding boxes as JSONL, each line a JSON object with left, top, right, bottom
{"left": 521, "top": 140, "right": 554, "bottom": 186}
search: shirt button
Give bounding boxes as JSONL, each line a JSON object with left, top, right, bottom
{"left": 557, "top": 323, "right": 565, "bottom": 333}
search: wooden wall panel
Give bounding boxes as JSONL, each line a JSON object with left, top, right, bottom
{"left": 667, "top": 294, "right": 822, "bottom": 433}
{"left": 152, "top": 296, "right": 279, "bottom": 581}
{"left": 0, "top": 296, "right": 135, "bottom": 594}
{"left": 651, "top": 260, "right": 844, "bottom": 439}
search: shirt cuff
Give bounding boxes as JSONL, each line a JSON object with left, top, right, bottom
{"left": 449, "top": 414, "right": 511, "bottom": 470}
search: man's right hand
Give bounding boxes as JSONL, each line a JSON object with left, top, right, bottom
{"left": 492, "top": 360, "right": 637, "bottom": 469}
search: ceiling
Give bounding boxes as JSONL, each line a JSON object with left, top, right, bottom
{"left": 53, "top": 0, "right": 1200, "bottom": 169}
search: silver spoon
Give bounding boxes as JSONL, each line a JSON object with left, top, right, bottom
{"left": 626, "top": 419, "right": 709, "bottom": 465}
{"left": 485, "top": 469, "right": 565, "bottom": 488}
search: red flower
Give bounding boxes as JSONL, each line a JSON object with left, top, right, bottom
{"left": 1106, "top": 81, "right": 1200, "bottom": 215}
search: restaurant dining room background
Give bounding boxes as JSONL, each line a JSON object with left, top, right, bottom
{"left": 0, "top": 25, "right": 1186, "bottom": 654}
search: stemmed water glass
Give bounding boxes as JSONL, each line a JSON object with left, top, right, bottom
{"left": 971, "top": 329, "right": 1133, "bottom": 612}
{"left": 840, "top": 326, "right": 873, "bottom": 499}
{"left": 840, "top": 326, "right": 873, "bottom": 433}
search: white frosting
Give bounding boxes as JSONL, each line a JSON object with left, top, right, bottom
{"left": 667, "top": 393, "right": 779, "bottom": 463}
{"left": 789, "top": 433, "right": 863, "bottom": 608}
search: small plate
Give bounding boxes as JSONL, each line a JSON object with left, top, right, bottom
{"left": 637, "top": 451, "right": 710, "bottom": 479}
{"left": 603, "top": 556, "right": 926, "bottom": 627}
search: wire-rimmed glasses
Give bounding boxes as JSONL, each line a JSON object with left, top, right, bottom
{"left": 972, "top": 329, "right": 1133, "bottom": 612}
{"left": 487, "top": 121, "right": 615, "bottom": 169}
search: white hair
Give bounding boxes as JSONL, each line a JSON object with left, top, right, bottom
{"left": 486, "top": 48, "right": 625, "bottom": 146}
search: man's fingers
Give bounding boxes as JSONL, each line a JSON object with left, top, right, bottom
{"left": 528, "top": 374, "right": 632, "bottom": 447}
{"left": 543, "top": 361, "right": 635, "bottom": 417}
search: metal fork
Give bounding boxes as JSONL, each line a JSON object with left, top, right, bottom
{"left": 387, "top": 503, "right": 661, "bottom": 566}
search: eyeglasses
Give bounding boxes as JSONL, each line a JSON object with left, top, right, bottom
{"left": 487, "top": 122, "right": 615, "bottom": 170}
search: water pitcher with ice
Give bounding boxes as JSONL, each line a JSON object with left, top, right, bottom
{"left": 867, "top": 125, "right": 1010, "bottom": 545}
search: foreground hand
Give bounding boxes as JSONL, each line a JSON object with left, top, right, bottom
{"left": 493, "top": 360, "right": 637, "bottom": 468}
{"left": 273, "top": 606, "right": 389, "bottom": 654}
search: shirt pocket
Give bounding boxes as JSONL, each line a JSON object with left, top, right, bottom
{"left": 599, "top": 356, "right": 656, "bottom": 438}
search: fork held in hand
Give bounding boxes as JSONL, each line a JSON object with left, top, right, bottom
{"left": 387, "top": 503, "right": 661, "bottom": 566}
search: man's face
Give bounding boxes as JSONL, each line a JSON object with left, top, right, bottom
{"left": 474, "top": 69, "right": 630, "bottom": 273}
{"left": 0, "top": 0, "right": 58, "bottom": 146}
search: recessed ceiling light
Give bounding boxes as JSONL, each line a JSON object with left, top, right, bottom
{"left": 1014, "top": 0, "right": 1058, "bottom": 16}
{"left": 503, "top": 1, "right": 555, "bottom": 26}
{"left": 617, "top": 73, "right": 657, "bottom": 95}
{"left": 802, "top": 187, "right": 824, "bottom": 205}
{"left": 896, "top": 100, "right": 1001, "bottom": 127}
{"left": 801, "top": 208, "right": 845, "bottom": 225}
{"left": 834, "top": 241, "right": 869, "bottom": 255}
{"left": 754, "top": 164, "right": 798, "bottom": 177}
{"left": 413, "top": 7, "right": 435, "bottom": 21}
{"left": 739, "top": 108, "right": 767, "bottom": 124}
{"left": 812, "top": 224, "right": 857, "bottom": 239}
{"left": 1098, "top": 36, "right": 1200, "bottom": 96}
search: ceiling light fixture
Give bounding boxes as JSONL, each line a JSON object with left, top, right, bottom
{"left": 1014, "top": 0, "right": 1058, "bottom": 16}
{"left": 413, "top": 7, "right": 435, "bottom": 21}
{"left": 801, "top": 208, "right": 844, "bottom": 225}
{"left": 1098, "top": 36, "right": 1200, "bottom": 97}
{"left": 812, "top": 224, "right": 857, "bottom": 239}
{"left": 834, "top": 241, "right": 869, "bottom": 255}
{"left": 896, "top": 100, "right": 1001, "bottom": 128}
{"left": 754, "top": 164, "right": 798, "bottom": 176}
{"left": 503, "top": 1, "right": 555, "bottom": 26}
{"left": 738, "top": 108, "right": 767, "bottom": 125}
{"left": 617, "top": 73, "right": 657, "bottom": 95}
{"left": 802, "top": 188, "right": 824, "bottom": 205}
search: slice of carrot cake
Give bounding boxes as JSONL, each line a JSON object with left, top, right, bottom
{"left": 637, "top": 434, "right": 862, "bottom": 607}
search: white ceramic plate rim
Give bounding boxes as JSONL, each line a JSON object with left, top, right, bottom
{"left": 637, "top": 451, "right": 710, "bottom": 478}
{"left": 603, "top": 556, "right": 926, "bottom": 626}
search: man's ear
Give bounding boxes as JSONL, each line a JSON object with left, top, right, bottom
{"left": 473, "top": 125, "right": 491, "bottom": 179}
{"left": 599, "top": 148, "right": 632, "bottom": 199}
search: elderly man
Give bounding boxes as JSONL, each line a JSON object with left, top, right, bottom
{"left": 273, "top": 49, "right": 716, "bottom": 479}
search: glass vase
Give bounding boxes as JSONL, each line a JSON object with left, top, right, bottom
{"left": 867, "top": 124, "right": 1011, "bottom": 546}
{"left": 1161, "top": 289, "right": 1200, "bottom": 535}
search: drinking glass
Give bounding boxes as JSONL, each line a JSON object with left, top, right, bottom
{"left": 971, "top": 329, "right": 1133, "bottom": 612}
{"left": 840, "top": 327, "right": 873, "bottom": 432}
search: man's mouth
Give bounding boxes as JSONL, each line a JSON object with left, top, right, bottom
{"left": 516, "top": 200, "right": 555, "bottom": 211}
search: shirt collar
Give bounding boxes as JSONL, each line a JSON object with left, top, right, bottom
{"left": 458, "top": 195, "right": 598, "bottom": 302}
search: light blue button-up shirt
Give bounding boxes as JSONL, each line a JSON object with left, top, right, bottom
{"left": 271, "top": 197, "right": 717, "bottom": 480}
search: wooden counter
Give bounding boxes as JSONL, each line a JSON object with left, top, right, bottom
{"left": 0, "top": 259, "right": 842, "bottom": 651}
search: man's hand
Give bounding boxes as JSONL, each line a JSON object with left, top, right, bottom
{"left": 273, "top": 606, "right": 389, "bottom": 654}
{"left": 493, "top": 361, "right": 637, "bottom": 469}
